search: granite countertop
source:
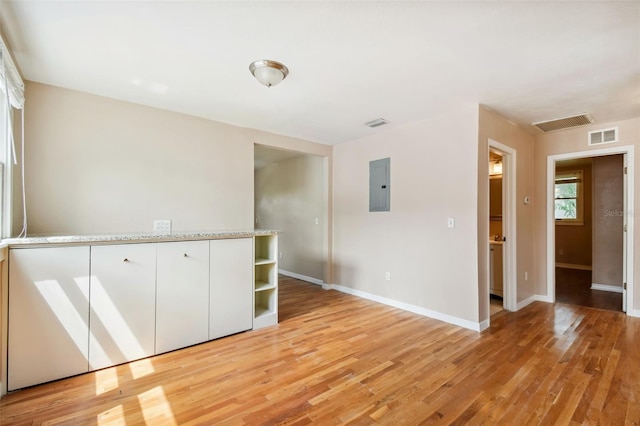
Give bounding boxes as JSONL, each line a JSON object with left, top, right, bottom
{"left": 2, "top": 229, "right": 279, "bottom": 247}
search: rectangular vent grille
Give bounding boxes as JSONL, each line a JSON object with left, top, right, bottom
{"left": 532, "top": 113, "right": 594, "bottom": 132}
{"left": 589, "top": 127, "right": 618, "bottom": 146}
{"left": 365, "top": 118, "right": 389, "bottom": 128}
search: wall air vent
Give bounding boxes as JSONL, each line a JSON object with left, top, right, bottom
{"left": 588, "top": 127, "right": 618, "bottom": 146}
{"left": 532, "top": 113, "right": 594, "bottom": 133}
{"left": 365, "top": 118, "right": 389, "bottom": 128}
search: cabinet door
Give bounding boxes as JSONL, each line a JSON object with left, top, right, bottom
{"left": 89, "top": 244, "right": 156, "bottom": 370}
{"left": 210, "top": 238, "right": 253, "bottom": 340}
{"left": 493, "top": 244, "right": 504, "bottom": 296}
{"left": 8, "top": 246, "right": 90, "bottom": 390}
{"left": 490, "top": 178, "right": 502, "bottom": 218}
{"left": 156, "top": 240, "right": 210, "bottom": 354}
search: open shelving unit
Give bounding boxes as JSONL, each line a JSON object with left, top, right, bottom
{"left": 253, "top": 234, "right": 278, "bottom": 329}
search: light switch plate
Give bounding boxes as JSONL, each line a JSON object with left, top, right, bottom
{"left": 447, "top": 218, "right": 455, "bottom": 228}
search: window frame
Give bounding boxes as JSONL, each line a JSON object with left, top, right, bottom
{"left": 554, "top": 169, "right": 584, "bottom": 226}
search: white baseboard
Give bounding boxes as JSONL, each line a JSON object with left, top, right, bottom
{"left": 517, "top": 294, "right": 550, "bottom": 310}
{"left": 279, "top": 269, "right": 323, "bottom": 286}
{"left": 328, "top": 284, "right": 482, "bottom": 332}
{"left": 479, "top": 319, "right": 490, "bottom": 332}
{"left": 627, "top": 309, "right": 640, "bottom": 318}
{"left": 591, "top": 283, "right": 624, "bottom": 294}
{"left": 555, "top": 263, "right": 592, "bottom": 271}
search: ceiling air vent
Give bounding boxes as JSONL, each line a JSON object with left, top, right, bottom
{"left": 588, "top": 127, "right": 618, "bottom": 146}
{"left": 532, "top": 113, "right": 594, "bottom": 133}
{"left": 365, "top": 118, "right": 389, "bottom": 128}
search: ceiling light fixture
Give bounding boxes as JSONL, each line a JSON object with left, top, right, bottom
{"left": 249, "top": 59, "right": 289, "bottom": 88}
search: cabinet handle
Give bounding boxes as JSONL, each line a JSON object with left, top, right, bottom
{"left": 123, "top": 258, "right": 129, "bottom": 263}
{"left": 183, "top": 253, "right": 188, "bottom": 258}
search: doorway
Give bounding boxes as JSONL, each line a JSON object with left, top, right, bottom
{"left": 254, "top": 144, "right": 330, "bottom": 286}
{"left": 488, "top": 139, "right": 517, "bottom": 316}
{"left": 547, "top": 146, "right": 635, "bottom": 314}
{"left": 554, "top": 155, "right": 624, "bottom": 312}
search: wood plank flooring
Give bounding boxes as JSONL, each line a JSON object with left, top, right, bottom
{"left": 555, "top": 267, "right": 623, "bottom": 312}
{"left": 1, "top": 275, "right": 639, "bottom": 425}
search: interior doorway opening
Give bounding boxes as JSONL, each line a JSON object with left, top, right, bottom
{"left": 488, "top": 139, "right": 517, "bottom": 320}
{"left": 554, "top": 154, "right": 624, "bottom": 312}
{"left": 254, "top": 144, "right": 330, "bottom": 286}
{"left": 546, "top": 146, "right": 634, "bottom": 315}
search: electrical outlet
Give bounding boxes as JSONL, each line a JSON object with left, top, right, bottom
{"left": 385, "top": 272, "right": 391, "bottom": 281}
{"left": 525, "top": 271, "right": 528, "bottom": 281}
{"left": 559, "top": 248, "right": 564, "bottom": 255}
{"left": 315, "top": 217, "right": 319, "bottom": 225}
{"left": 153, "top": 219, "right": 171, "bottom": 234}
{"left": 279, "top": 252, "right": 283, "bottom": 259}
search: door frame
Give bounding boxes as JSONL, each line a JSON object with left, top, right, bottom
{"left": 546, "top": 145, "right": 635, "bottom": 314}
{"left": 489, "top": 139, "right": 517, "bottom": 312}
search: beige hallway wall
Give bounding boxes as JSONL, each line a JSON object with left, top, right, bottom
{"left": 534, "top": 117, "right": 639, "bottom": 313}
{"left": 592, "top": 155, "right": 624, "bottom": 288}
{"left": 477, "top": 107, "right": 536, "bottom": 321}
{"left": 22, "top": 82, "right": 328, "bottom": 236}
{"left": 333, "top": 104, "right": 481, "bottom": 325}
{"left": 255, "top": 154, "right": 325, "bottom": 281}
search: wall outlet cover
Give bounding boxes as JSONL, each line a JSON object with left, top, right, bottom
{"left": 153, "top": 219, "right": 171, "bottom": 234}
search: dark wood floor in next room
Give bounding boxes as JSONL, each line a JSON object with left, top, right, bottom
{"left": 556, "top": 267, "right": 623, "bottom": 312}
{"left": 0, "top": 275, "right": 638, "bottom": 424}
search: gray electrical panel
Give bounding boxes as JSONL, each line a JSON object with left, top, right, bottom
{"left": 369, "top": 157, "right": 390, "bottom": 212}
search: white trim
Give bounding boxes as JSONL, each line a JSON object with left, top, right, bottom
{"left": 590, "top": 283, "right": 624, "bottom": 294}
{"left": 547, "top": 145, "right": 634, "bottom": 313}
{"left": 627, "top": 309, "right": 640, "bottom": 318}
{"left": 517, "top": 294, "right": 549, "bottom": 310}
{"left": 555, "top": 263, "right": 592, "bottom": 271}
{"left": 479, "top": 319, "right": 490, "bottom": 332}
{"left": 329, "top": 284, "right": 482, "bottom": 331}
{"left": 279, "top": 269, "right": 324, "bottom": 286}
{"left": 489, "top": 139, "right": 517, "bottom": 313}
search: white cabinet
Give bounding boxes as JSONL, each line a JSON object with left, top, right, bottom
{"left": 8, "top": 247, "right": 90, "bottom": 391}
{"left": 5, "top": 234, "right": 274, "bottom": 390}
{"left": 209, "top": 238, "right": 253, "bottom": 340}
{"left": 89, "top": 244, "right": 157, "bottom": 370}
{"left": 253, "top": 235, "right": 278, "bottom": 329}
{"left": 156, "top": 241, "right": 210, "bottom": 354}
{"left": 490, "top": 243, "right": 504, "bottom": 297}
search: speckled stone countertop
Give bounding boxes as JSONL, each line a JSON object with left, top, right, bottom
{"left": 2, "top": 229, "right": 278, "bottom": 247}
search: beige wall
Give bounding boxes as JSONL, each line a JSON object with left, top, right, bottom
{"left": 22, "top": 82, "right": 329, "bottom": 237}
{"left": 592, "top": 155, "right": 624, "bottom": 287}
{"left": 255, "top": 154, "right": 325, "bottom": 281}
{"left": 534, "top": 118, "right": 640, "bottom": 312}
{"left": 555, "top": 163, "right": 592, "bottom": 267}
{"left": 333, "top": 104, "right": 480, "bottom": 324}
{"left": 478, "top": 107, "right": 537, "bottom": 320}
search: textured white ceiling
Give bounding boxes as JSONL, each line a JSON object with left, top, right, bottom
{"left": 1, "top": 1, "right": 638, "bottom": 145}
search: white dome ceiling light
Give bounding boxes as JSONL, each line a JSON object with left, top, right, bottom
{"left": 249, "top": 59, "right": 289, "bottom": 88}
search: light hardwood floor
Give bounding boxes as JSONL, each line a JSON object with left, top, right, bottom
{"left": 1, "top": 275, "right": 639, "bottom": 425}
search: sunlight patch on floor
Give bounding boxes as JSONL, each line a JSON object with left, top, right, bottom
{"left": 97, "top": 404, "right": 125, "bottom": 425}
{"left": 130, "top": 358, "right": 155, "bottom": 380}
{"left": 137, "top": 386, "right": 177, "bottom": 425}
{"left": 95, "top": 366, "right": 119, "bottom": 396}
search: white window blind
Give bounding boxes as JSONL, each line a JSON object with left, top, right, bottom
{"left": 0, "top": 34, "right": 26, "bottom": 238}
{"left": 0, "top": 37, "right": 24, "bottom": 109}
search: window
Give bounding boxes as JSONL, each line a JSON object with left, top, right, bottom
{"left": 555, "top": 170, "right": 583, "bottom": 225}
{"left": 0, "top": 37, "right": 25, "bottom": 238}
